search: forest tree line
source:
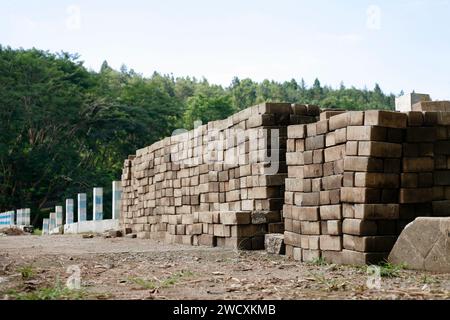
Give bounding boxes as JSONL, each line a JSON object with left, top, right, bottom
{"left": 0, "top": 46, "right": 397, "bottom": 223}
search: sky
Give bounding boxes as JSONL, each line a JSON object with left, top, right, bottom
{"left": 1, "top": 0, "right": 449, "bottom": 99}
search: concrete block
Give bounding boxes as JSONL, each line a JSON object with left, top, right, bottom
{"left": 320, "top": 235, "right": 342, "bottom": 251}
{"left": 341, "top": 187, "right": 381, "bottom": 203}
{"left": 353, "top": 204, "right": 399, "bottom": 220}
{"left": 354, "top": 172, "right": 399, "bottom": 188}
{"left": 399, "top": 188, "right": 433, "bottom": 204}
{"left": 292, "top": 206, "right": 320, "bottom": 221}
{"left": 220, "top": 211, "right": 251, "bottom": 225}
{"left": 344, "top": 157, "right": 383, "bottom": 172}
{"left": 347, "top": 126, "right": 386, "bottom": 141}
{"left": 364, "top": 110, "right": 407, "bottom": 128}
{"left": 305, "top": 135, "right": 325, "bottom": 150}
{"left": 324, "top": 145, "right": 345, "bottom": 162}
{"left": 287, "top": 125, "right": 306, "bottom": 139}
{"left": 265, "top": 233, "right": 285, "bottom": 255}
{"left": 320, "top": 205, "right": 342, "bottom": 220}
{"left": 389, "top": 217, "right": 450, "bottom": 272}
{"left": 358, "top": 141, "right": 402, "bottom": 158}
{"left": 343, "top": 235, "right": 397, "bottom": 252}
{"left": 343, "top": 219, "right": 377, "bottom": 235}
{"left": 327, "top": 220, "right": 342, "bottom": 235}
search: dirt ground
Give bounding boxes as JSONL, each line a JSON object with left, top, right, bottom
{"left": 0, "top": 234, "right": 449, "bottom": 300}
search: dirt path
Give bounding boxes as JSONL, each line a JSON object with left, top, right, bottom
{"left": 1, "top": 234, "right": 449, "bottom": 300}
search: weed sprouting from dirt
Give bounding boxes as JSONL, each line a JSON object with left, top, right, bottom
{"left": 6, "top": 281, "right": 86, "bottom": 300}
{"left": 130, "top": 270, "right": 195, "bottom": 290}
{"left": 307, "top": 271, "right": 348, "bottom": 292}
{"left": 18, "top": 265, "right": 35, "bottom": 279}
{"left": 420, "top": 275, "right": 440, "bottom": 285}
{"left": 308, "top": 257, "right": 328, "bottom": 267}
{"left": 129, "top": 277, "right": 157, "bottom": 290}
{"left": 378, "top": 262, "right": 405, "bottom": 278}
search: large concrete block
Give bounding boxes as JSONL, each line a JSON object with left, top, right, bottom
{"left": 220, "top": 211, "right": 251, "bottom": 225}
{"left": 354, "top": 172, "right": 399, "bottom": 188}
{"left": 358, "top": 141, "right": 402, "bottom": 158}
{"left": 395, "top": 93, "right": 431, "bottom": 112}
{"left": 402, "top": 158, "right": 434, "bottom": 172}
{"left": 344, "top": 156, "right": 383, "bottom": 172}
{"left": 412, "top": 101, "right": 450, "bottom": 112}
{"left": 319, "top": 205, "right": 342, "bottom": 220}
{"left": 292, "top": 206, "right": 320, "bottom": 221}
{"left": 399, "top": 188, "right": 433, "bottom": 204}
{"left": 343, "top": 235, "right": 397, "bottom": 252}
{"left": 341, "top": 187, "right": 381, "bottom": 203}
{"left": 347, "top": 126, "right": 386, "bottom": 141}
{"left": 353, "top": 204, "right": 399, "bottom": 220}
{"left": 324, "top": 145, "right": 345, "bottom": 162}
{"left": 287, "top": 125, "right": 306, "bottom": 139}
{"left": 319, "top": 235, "right": 342, "bottom": 251}
{"left": 343, "top": 218, "right": 378, "bottom": 236}
{"left": 265, "top": 233, "right": 285, "bottom": 254}
{"left": 389, "top": 217, "right": 450, "bottom": 273}
{"left": 364, "top": 110, "right": 407, "bottom": 129}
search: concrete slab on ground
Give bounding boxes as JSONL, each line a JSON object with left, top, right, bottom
{"left": 389, "top": 217, "right": 450, "bottom": 273}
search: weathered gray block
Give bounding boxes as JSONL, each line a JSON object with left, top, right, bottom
{"left": 389, "top": 217, "right": 450, "bottom": 273}
{"left": 265, "top": 233, "right": 285, "bottom": 255}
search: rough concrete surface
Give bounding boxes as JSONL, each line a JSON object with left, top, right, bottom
{"left": 389, "top": 217, "right": 450, "bottom": 273}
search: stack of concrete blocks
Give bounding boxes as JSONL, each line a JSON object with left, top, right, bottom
{"left": 339, "top": 110, "right": 406, "bottom": 264}
{"left": 399, "top": 110, "right": 435, "bottom": 229}
{"left": 410, "top": 102, "right": 450, "bottom": 218}
{"left": 395, "top": 93, "right": 431, "bottom": 113}
{"left": 284, "top": 110, "right": 349, "bottom": 262}
{"left": 120, "top": 103, "right": 320, "bottom": 249}
{"left": 284, "top": 110, "right": 410, "bottom": 264}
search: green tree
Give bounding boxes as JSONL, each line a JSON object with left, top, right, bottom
{"left": 183, "top": 93, "right": 235, "bottom": 129}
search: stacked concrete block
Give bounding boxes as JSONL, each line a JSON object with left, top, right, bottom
{"left": 338, "top": 111, "right": 406, "bottom": 264}
{"left": 399, "top": 111, "right": 435, "bottom": 229}
{"left": 164, "top": 211, "right": 268, "bottom": 249}
{"left": 430, "top": 110, "right": 450, "bottom": 217}
{"left": 120, "top": 103, "right": 320, "bottom": 248}
{"left": 285, "top": 110, "right": 409, "bottom": 264}
{"left": 284, "top": 111, "right": 349, "bottom": 262}
{"left": 120, "top": 98, "right": 450, "bottom": 261}
{"left": 398, "top": 108, "right": 450, "bottom": 221}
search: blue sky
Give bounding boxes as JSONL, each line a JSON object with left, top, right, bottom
{"left": 1, "top": 0, "right": 449, "bottom": 99}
